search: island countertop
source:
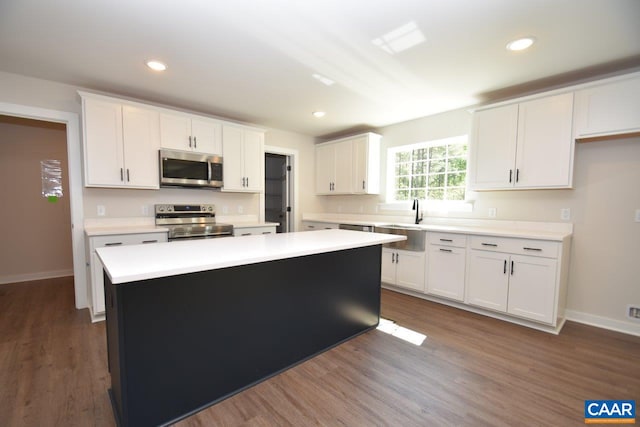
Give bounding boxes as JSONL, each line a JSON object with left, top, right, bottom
{"left": 97, "top": 229, "right": 405, "bottom": 284}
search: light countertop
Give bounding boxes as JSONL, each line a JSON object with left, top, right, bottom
{"left": 97, "top": 229, "right": 405, "bottom": 284}
{"left": 232, "top": 222, "right": 279, "bottom": 229}
{"left": 85, "top": 225, "right": 169, "bottom": 237}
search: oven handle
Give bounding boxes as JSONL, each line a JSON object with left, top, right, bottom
{"left": 207, "top": 161, "right": 212, "bottom": 184}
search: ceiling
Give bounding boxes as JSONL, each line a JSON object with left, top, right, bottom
{"left": 1, "top": 0, "right": 639, "bottom": 138}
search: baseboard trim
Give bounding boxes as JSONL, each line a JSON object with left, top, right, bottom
{"left": 564, "top": 309, "right": 640, "bottom": 337}
{"left": 0, "top": 269, "right": 74, "bottom": 285}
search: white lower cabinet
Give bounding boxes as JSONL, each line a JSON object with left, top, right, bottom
{"left": 86, "top": 232, "right": 167, "bottom": 322}
{"left": 466, "top": 235, "right": 561, "bottom": 325}
{"left": 233, "top": 225, "right": 276, "bottom": 236}
{"left": 301, "top": 221, "right": 339, "bottom": 231}
{"left": 426, "top": 233, "right": 466, "bottom": 302}
{"left": 381, "top": 248, "right": 426, "bottom": 292}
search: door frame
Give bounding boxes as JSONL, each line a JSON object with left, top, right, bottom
{"left": 0, "top": 101, "right": 86, "bottom": 309}
{"left": 264, "top": 145, "right": 298, "bottom": 232}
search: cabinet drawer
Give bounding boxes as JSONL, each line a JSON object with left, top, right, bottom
{"left": 91, "top": 232, "right": 167, "bottom": 250}
{"left": 233, "top": 226, "right": 276, "bottom": 236}
{"left": 429, "top": 232, "right": 467, "bottom": 248}
{"left": 469, "top": 235, "right": 559, "bottom": 258}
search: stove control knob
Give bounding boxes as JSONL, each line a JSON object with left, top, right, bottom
{"left": 167, "top": 206, "right": 173, "bottom": 212}
{"left": 158, "top": 206, "right": 165, "bottom": 212}
{"left": 208, "top": 206, "right": 213, "bottom": 212}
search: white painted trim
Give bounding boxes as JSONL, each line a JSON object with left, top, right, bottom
{"left": 0, "top": 102, "right": 87, "bottom": 309}
{"left": 264, "top": 145, "right": 299, "bottom": 232}
{"left": 565, "top": 309, "right": 640, "bottom": 337}
{"left": 0, "top": 269, "right": 74, "bottom": 285}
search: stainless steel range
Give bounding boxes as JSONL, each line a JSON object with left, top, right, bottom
{"left": 155, "top": 204, "right": 233, "bottom": 241}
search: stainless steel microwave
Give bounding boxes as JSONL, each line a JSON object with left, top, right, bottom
{"left": 159, "top": 149, "right": 223, "bottom": 189}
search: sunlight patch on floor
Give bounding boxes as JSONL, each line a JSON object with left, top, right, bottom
{"left": 376, "top": 318, "right": 426, "bottom": 346}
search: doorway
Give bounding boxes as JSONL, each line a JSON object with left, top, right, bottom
{"left": 265, "top": 153, "right": 292, "bottom": 233}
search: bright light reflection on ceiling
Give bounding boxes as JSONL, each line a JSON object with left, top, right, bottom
{"left": 377, "top": 318, "right": 426, "bottom": 346}
{"left": 372, "top": 21, "right": 426, "bottom": 54}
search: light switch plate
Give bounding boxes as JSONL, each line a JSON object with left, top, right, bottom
{"left": 635, "top": 209, "right": 640, "bottom": 222}
{"left": 560, "top": 208, "right": 571, "bottom": 221}
{"left": 488, "top": 208, "right": 497, "bottom": 218}
{"left": 97, "top": 205, "right": 106, "bottom": 216}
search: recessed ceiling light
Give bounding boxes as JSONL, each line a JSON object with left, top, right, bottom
{"left": 372, "top": 21, "right": 426, "bottom": 55}
{"left": 146, "top": 60, "right": 167, "bottom": 71}
{"left": 506, "top": 37, "right": 536, "bottom": 51}
{"left": 312, "top": 111, "right": 326, "bottom": 118}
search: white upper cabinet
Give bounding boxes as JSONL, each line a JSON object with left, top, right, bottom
{"left": 222, "top": 124, "right": 264, "bottom": 192}
{"left": 573, "top": 73, "right": 640, "bottom": 139}
{"left": 81, "top": 94, "right": 159, "bottom": 189}
{"left": 160, "top": 112, "right": 222, "bottom": 154}
{"left": 469, "top": 92, "right": 574, "bottom": 190}
{"left": 315, "top": 132, "right": 381, "bottom": 195}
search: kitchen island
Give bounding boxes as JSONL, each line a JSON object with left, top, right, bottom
{"left": 97, "top": 229, "right": 405, "bottom": 427}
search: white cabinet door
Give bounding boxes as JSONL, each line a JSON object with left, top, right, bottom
{"left": 574, "top": 74, "right": 640, "bottom": 138}
{"left": 469, "top": 104, "right": 518, "bottom": 190}
{"left": 507, "top": 255, "right": 557, "bottom": 324}
{"left": 466, "top": 250, "right": 509, "bottom": 312}
{"left": 83, "top": 97, "right": 124, "bottom": 186}
{"left": 159, "top": 112, "right": 192, "bottom": 151}
{"left": 333, "top": 140, "right": 353, "bottom": 194}
{"left": 242, "top": 129, "right": 263, "bottom": 192}
{"left": 380, "top": 248, "right": 397, "bottom": 285}
{"left": 315, "top": 143, "right": 335, "bottom": 194}
{"left": 91, "top": 252, "right": 106, "bottom": 314}
{"left": 395, "top": 250, "right": 426, "bottom": 292}
{"left": 352, "top": 136, "right": 368, "bottom": 194}
{"left": 122, "top": 105, "right": 160, "bottom": 188}
{"left": 222, "top": 125, "right": 244, "bottom": 191}
{"left": 515, "top": 93, "right": 574, "bottom": 188}
{"left": 427, "top": 246, "right": 466, "bottom": 301}
{"left": 191, "top": 117, "right": 222, "bottom": 154}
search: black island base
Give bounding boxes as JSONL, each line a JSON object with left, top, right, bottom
{"left": 105, "top": 245, "right": 382, "bottom": 427}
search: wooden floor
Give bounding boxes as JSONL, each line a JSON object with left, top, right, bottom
{"left": 1, "top": 277, "right": 639, "bottom": 426}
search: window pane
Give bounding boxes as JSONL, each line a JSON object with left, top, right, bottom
{"left": 428, "top": 173, "right": 445, "bottom": 187}
{"left": 429, "top": 160, "right": 446, "bottom": 173}
{"left": 427, "top": 189, "right": 444, "bottom": 200}
{"left": 396, "top": 163, "right": 410, "bottom": 175}
{"left": 412, "top": 161, "right": 426, "bottom": 174}
{"left": 396, "top": 190, "right": 409, "bottom": 200}
{"left": 447, "top": 144, "right": 466, "bottom": 157}
{"left": 447, "top": 172, "right": 466, "bottom": 186}
{"left": 413, "top": 148, "right": 428, "bottom": 160}
{"left": 396, "top": 176, "right": 410, "bottom": 189}
{"left": 447, "top": 188, "right": 466, "bottom": 200}
{"left": 410, "top": 189, "right": 425, "bottom": 199}
{"left": 396, "top": 151, "right": 410, "bottom": 163}
{"left": 429, "top": 145, "right": 446, "bottom": 159}
{"left": 411, "top": 175, "right": 426, "bottom": 188}
{"left": 448, "top": 157, "right": 467, "bottom": 172}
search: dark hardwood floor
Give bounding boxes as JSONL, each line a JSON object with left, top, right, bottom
{"left": 1, "top": 277, "right": 638, "bottom": 426}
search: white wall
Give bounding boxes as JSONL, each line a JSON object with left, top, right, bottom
{"left": 317, "top": 107, "right": 640, "bottom": 333}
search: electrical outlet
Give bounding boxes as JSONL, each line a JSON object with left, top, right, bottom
{"left": 222, "top": 205, "right": 229, "bottom": 214}
{"left": 359, "top": 205, "right": 364, "bottom": 213}
{"left": 142, "top": 205, "right": 149, "bottom": 216}
{"left": 237, "top": 205, "right": 244, "bottom": 214}
{"left": 488, "top": 208, "right": 497, "bottom": 218}
{"left": 628, "top": 305, "right": 640, "bottom": 321}
{"left": 97, "top": 205, "right": 106, "bottom": 216}
{"left": 635, "top": 209, "right": 640, "bottom": 223}
{"left": 560, "top": 208, "right": 571, "bottom": 221}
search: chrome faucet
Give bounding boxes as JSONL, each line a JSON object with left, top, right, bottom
{"left": 412, "top": 199, "right": 423, "bottom": 224}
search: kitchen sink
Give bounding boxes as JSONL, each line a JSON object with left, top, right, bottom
{"left": 374, "top": 224, "right": 426, "bottom": 251}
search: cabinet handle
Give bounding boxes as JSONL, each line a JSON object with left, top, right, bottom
{"left": 246, "top": 177, "right": 249, "bottom": 187}
{"left": 126, "top": 169, "right": 130, "bottom": 182}
{"left": 194, "top": 136, "right": 197, "bottom": 149}
{"left": 481, "top": 243, "right": 497, "bottom": 247}
{"left": 241, "top": 233, "right": 251, "bottom": 236}
{"left": 362, "top": 180, "right": 365, "bottom": 190}
{"left": 523, "top": 247, "right": 542, "bottom": 251}
{"left": 262, "top": 231, "right": 272, "bottom": 234}
{"left": 516, "top": 168, "right": 520, "bottom": 183}
{"left": 120, "top": 168, "right": 124, "bottom": 181}
{"left": 189, "top": 135, "right": 192, "bottom": 148}
{"left": 396, "top": 253, "right": 399, "bottom": 263}
{"left": 142, "top": 240, "right": 158, "bottom": 244}
{"left": 511, "top": 260, "right": 514, "bottom": 275}
{"left": 308, "top": 225, "right": 315, "bottom": 229}
{"left": 439, "top": 248, "right": 452, "bottom": 253}
{"left": 504, "top": 259, "right": 507, "bottom": 274}
{"left": 509, "top": 169, "right": 513, "bottom": 183}
{"left": 105, "top": 242, "right": 123, "bottom": 246}
{"left": 439, "top": 238, "right": 453, "bottom": 242}
{"left": 391, "top": 253, "right": 395, "bottom": 263}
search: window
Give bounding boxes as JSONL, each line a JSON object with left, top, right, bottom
{"left": 388, "top": 135, "right": 468, "bottom": 203}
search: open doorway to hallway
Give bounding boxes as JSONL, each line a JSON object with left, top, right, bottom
{"left": 265, "top": 152, "right": 292, "bottom": 233}
{"left": 0, "top": 115, "right": 73, "bottom": 284}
